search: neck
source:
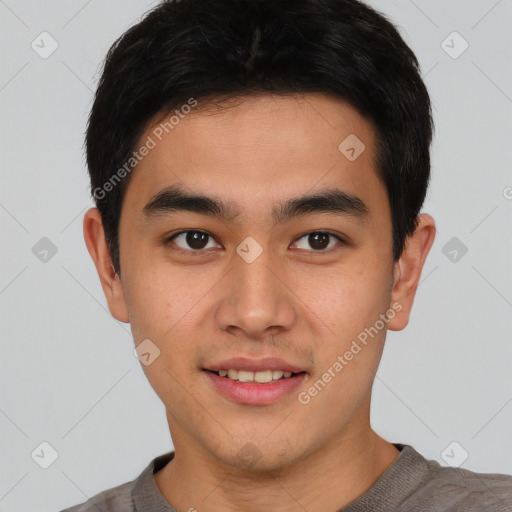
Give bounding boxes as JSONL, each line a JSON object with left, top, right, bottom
{"left": 154, "top": 424, "right": 399, "bottom": 512}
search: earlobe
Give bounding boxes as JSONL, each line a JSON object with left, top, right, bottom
{"left": 387, "top": 213, "right": 436, "bottom": 331}
{"left": 83, "top": 208, "right": 130, "bottom": 323}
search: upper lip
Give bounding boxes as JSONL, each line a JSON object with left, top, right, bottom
{"left": 204, "top": 357, "right": 307, "bottom": 373}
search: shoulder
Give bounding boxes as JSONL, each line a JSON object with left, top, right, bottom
{"left": 57, "top": 451, "right": 175, "bottom": 512}
{"left": 58, "top": 480, "right": 134, "bottom": 512}
{"left": 402, "top": 445, "right": 512, "bottom": 511}
{"left": 425, "top": 465, "right": 512, "bottom": 510}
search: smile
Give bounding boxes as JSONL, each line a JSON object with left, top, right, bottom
{"left": 213, "top": 369, "right": 299, "bottom": 383}
{"left": 203, "top": 369, "right": 308, "bottom": 405}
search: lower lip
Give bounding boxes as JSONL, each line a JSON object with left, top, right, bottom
{"left": 203, "top": 370, "right": 307, "bottom": 405}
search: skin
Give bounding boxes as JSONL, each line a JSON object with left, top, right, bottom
{"left": 84, "top": 93, "right": 436, "bottom": 512}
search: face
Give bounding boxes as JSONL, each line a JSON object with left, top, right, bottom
{"left": 96, "top": 93, "right": 405, "bottom": 471}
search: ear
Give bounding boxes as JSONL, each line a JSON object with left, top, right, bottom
{"left": 387, "top": 213, "right": 436, "bottom": 331}
{"left": 83, "top": 208, "right": 129, "bottom": 323}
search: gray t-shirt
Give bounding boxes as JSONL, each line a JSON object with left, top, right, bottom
{"left": 59, "top": 444, "right": 512, "bottom": 511}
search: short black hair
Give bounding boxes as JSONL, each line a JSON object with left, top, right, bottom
{"left": 86, "top": 0, "right": 433, "bottom": 274}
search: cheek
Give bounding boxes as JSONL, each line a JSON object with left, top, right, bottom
{"left": 124, "top": 268, "right": 202, "bottom": 402}
{"left": 295, "top": 261, "right": 389, "bottom": 335}
{"left": 121, "top": 270, "right": 161, "bottom": 341}
{"left": 122, "top": 261, "right": 198, "bottom": 339}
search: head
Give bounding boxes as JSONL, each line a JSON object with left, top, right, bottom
{"left": 84, "top": 0, "right": 436, "bottom": 471}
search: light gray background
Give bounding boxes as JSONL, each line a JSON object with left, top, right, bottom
{"left": 1, "top": 0, "right": 511, "bottom": 510}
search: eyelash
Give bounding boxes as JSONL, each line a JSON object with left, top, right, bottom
{"left": 164, "top": 230, "right": 347, "bottom": 255}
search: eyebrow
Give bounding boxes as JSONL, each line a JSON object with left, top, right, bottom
{"left": 142, "top": 184, "right": 369, "bottom": 224}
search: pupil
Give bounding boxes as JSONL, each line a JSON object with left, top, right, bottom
{"left": 309, "top": 232, "right": 329, "bottom": 250}
{"left": 186, "top": 231, "right": 208, "bottom": 250}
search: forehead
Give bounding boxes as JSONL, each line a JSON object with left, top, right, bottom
{"left": 122, "top": 93, "right": 386, "bottom": 219}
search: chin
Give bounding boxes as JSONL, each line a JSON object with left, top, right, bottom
{"left": 207, "top": 438, "right": 303, "bottom": 476}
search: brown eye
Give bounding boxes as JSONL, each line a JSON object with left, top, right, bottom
{"left": 293, "top": 231, "right": 343, "bottom": 251}
{"left": 308, "top": 232, "right": 330, "bottom": 250}
{"left": 168, "top": 230, "right": 219, "bottom": 252}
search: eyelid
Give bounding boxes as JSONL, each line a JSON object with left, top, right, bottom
{"left": 164, "top": 229, "right": 347, "bottom": 254}
{"left": 165, "top": 230, "right": 222, "bottom": 254}
{"left": 291, "top": 231, "right": 347, "bottom": 252}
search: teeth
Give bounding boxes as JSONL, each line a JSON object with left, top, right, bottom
{"left": 238, "top": 370, "right": 255, "bottom": 382}
{"left": 254, "top": 370, "right": 273, "bottom": 383}
{"left": 216, "top": 369, "right": 295, "bottom": 382}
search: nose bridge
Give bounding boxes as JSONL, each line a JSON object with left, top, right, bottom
{"left": 214, "top": 237, "right": 296, "bottom": 337}
{"left": 239, "top": 251, "right": 275, "bottom": 302}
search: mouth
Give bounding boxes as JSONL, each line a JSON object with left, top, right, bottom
{"left": 203, "top": 368, "right": 307, "bottom": 383}
{"left": 202, "top": 368, "right": 308, "bottom": 405}
{"left": 201, "top": 356, "right": 309, "bottom": 404}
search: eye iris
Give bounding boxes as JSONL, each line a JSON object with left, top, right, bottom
{"left": 186, "top": 231, "right": 209, "bottom": 250}
{"left": 309, "top": 232, "right": 329, "bottom": 250}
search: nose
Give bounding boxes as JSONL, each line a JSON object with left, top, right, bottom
{"left": 214, "top": 243, "right": 297, "bottom": 341}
